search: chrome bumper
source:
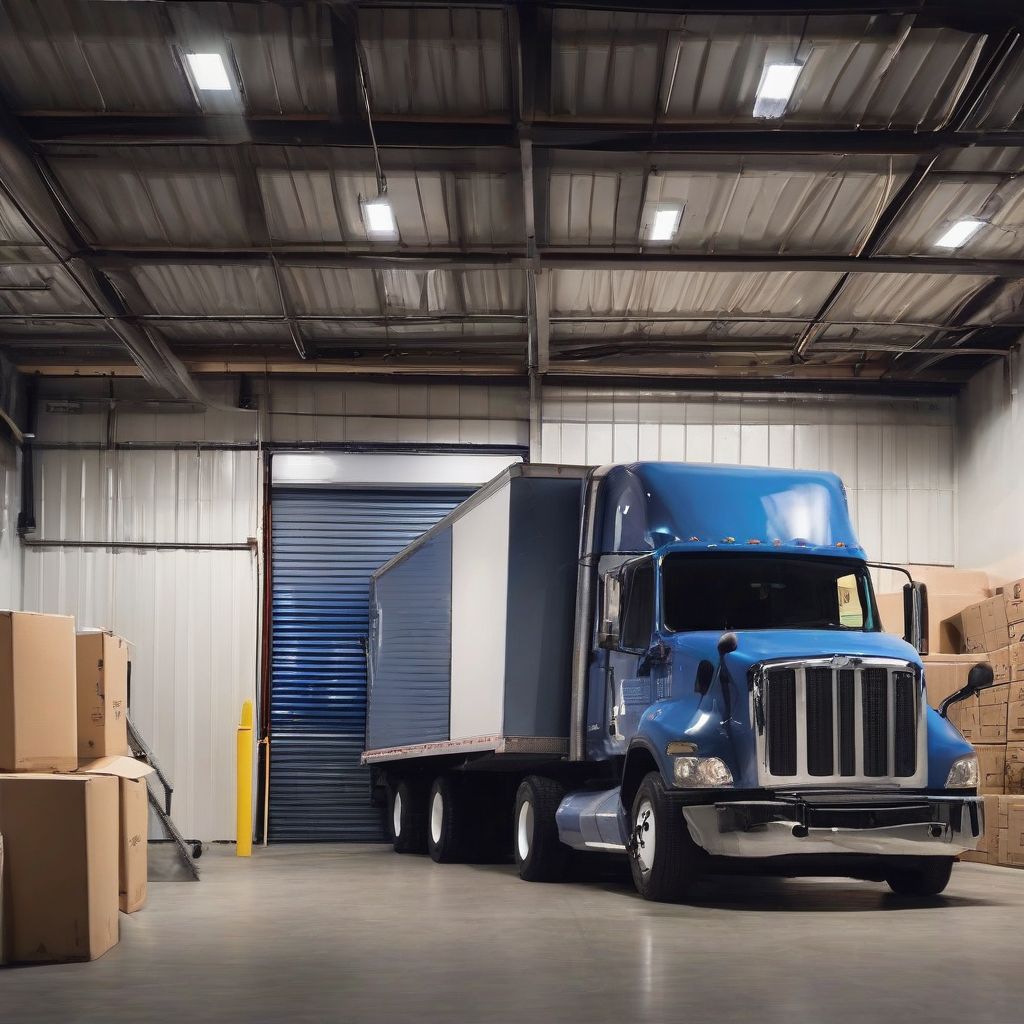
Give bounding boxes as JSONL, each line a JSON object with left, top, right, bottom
{"left": 684, "top": 795, "right": 983, "bottom": 859}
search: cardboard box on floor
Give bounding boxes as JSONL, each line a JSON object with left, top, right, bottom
{"left": 79, "top": 755, "right": 154, "bottom": 915}
{"left": 76, "top": 631, "right": 130, "bottom": 759}
{"left": 0, "top": 773, "right": 119, "bottom": 962}
{"left": 0, "top": 611, "right": 77, "bottom": 773}
{"left": 962, "top": 793, "right": 1002, "bottom": 863}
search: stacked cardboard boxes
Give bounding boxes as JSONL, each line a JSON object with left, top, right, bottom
{"left": 0, "top": 615, "right": 150, "bottom": 963}
{"left": 936, "top": 579, "right": 1024, "bottom": 866}
{"left": 878, "top": 568, "right": 1024, "bottom": 868}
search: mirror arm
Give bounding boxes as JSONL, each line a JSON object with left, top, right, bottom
{"left": 938, "top": 686, "right": 973, "bottom": 719}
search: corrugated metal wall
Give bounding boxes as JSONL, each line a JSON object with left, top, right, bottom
{"left": 20, "top": 446, "right": 260, "bottom": 842}
{"left": 540, "top": 387, "right": 957, "bottom": 566}
{"left": 20, "top": 378, "right": 957, "bottom": 839}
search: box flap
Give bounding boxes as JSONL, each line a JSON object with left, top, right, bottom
{"left": 77, "top": 755, "right": 155, "bottom": 780}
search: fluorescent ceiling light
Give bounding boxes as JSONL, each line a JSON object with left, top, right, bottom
{"left": 935, "top": 218, "right": 984, "bottom": 249}
{"left": 644, "top": 204, "right": 683, "bottom": 243}
{"left": 362, "top": 195, "right": 398, "bottom": 240}
{"left": 753, "top": 62, "right": 802, "bottom": 119}
{"left": 185, "top": 52, "right": 232, "bottom": 91}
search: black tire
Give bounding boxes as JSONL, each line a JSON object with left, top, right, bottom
{"left": 427, "top": 776, "right": 468, "bottom": 863}
{"left": 885, "top": 858, "right": 954, "bottom": 897}
{"left": 514, "top": 776, "right": 570, "bottom": 882}
{"left": 628, "top": 772, "right": 700, "bottom": 903}
{"left": 389, "top": 779, "right": 427, "bottom": 854}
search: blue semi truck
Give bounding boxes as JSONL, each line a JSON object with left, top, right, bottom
{"left": 362, "top": 462, "right": 990, "bottom": 901}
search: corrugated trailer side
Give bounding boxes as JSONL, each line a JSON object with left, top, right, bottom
{"left": 363, "top": 465, "right": 586, "bottom": 764}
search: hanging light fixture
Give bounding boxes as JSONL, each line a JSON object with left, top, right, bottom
{"left": 355, "top": 45, "right": 398, "bottom": 242}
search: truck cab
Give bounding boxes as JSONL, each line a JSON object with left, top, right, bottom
{"left": 554, "top": 463, "right": 986, "bottom": 900}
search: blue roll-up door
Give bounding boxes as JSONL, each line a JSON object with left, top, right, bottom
{"left": 269, "top": 487, "right": 471, "bottom": 841}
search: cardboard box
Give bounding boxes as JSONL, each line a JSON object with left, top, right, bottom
{"left": 982, "top": 594, "right": 1010, "bottom": 634}
{"left": 1000, "top": 579, "right": 1024, "bottom": 625}
{"left": 0, "top": 611, "right": 77, "bottom": 772}
{"left": 990, "top": 647, "right": 1011, "bottom": 684}
{"left": 1009, "top": 644, "right": 1024, "bottom": 680}
{"left": 1005, "top": 743, "right": 1024, "bottom": 794}
{"left": 976, "top": 743, "right": 1007, "bottom": 794}
{"left": 957, "top": 602, "right": 987, "bottom": 654}
{"left": 76, "top": 631, "right": 130, "bottom": 759}
{"left": 1008, "top": 700, "right": 1024, "bottom": 740}
{"left": 985, "top": 628, "right": 1011, "bottom": 653}
{"left": 0, "top": 773, "right": 118, "bottom": 962}
{"left": 80, "top": 755, "right": 153, "bottom": 915}
{"left": 999, "top": 798, "right": 1024, "bottom": 866}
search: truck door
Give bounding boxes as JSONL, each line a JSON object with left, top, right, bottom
{"left": 606, "top": 557, "right": 662, "bottom": 747}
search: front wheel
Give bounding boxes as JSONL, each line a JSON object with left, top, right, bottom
{"left": 885, "top": 858, "right": 954, "bottom": 897}
{"left": 628, "top": 772, "right": 700, "bottom": 903}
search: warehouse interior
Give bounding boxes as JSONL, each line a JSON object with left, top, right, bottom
{"left": 2, "top": 0, "right": 1024, "bottom": 1020}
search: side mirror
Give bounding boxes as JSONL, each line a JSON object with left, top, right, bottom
{"left": 643, "top": 640, "right": 670, "bottom": 665}
{"left": 903, "top": 581, "right": 929, "bottom": 655}
{"left": 967, "top": 662, "right": 995, "bottom": 694}
{"left": 717, "top": 632, "right": 738, "bottom": 657}
{"left": 938, "top": 661, "right": 994, "bottom": 719}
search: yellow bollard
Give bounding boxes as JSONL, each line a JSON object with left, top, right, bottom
{"left": 236, "top": 699, "right": 254, "bottom": 857}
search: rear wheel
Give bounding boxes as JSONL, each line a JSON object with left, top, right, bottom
{"left": 885, "top": 858, "right": 954, "bottom": 897}
{"left": 628, "top": 772, "right": 700, "bottom": 903}
{"left": 514, "top": 776, "right": 570, "bottom": 882}
{"left": 427, "top": 776, "right": 468, "bottom": 863}
{"left": 389, "top": 779, "right": 427, "bottom": 854}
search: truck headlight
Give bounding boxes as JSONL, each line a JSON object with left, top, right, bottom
{"left": 945, "top": 755, "right": 979, "bottom": 789}
{"left": 673, "top": 756, "right": 733, "bottom": 788}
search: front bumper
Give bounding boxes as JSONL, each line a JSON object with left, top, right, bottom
{"left": 683, "top": 792, "right": 983, "bottom": 859}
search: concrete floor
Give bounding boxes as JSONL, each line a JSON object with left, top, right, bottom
{"left": 4, "top": 844, "right": 1023, "bottom": 1023}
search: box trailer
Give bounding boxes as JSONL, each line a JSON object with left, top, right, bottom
{"left": 365, "top": 464, "right": 586, "bottom": 762}
{"left": 363, "top": 462, "right": 989, "bottom": 902}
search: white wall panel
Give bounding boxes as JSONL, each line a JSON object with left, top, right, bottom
{"left": 957, "top": 358, "right": 1022, "bottom": 582}
{"left": 22, "top": 545, "right": 257, "bottom": 841}
{"left": 541, "top": 386, "right": 956, "bottom": 566}
{"left": 23, "top": 448, "right": 259, "bottom": 841}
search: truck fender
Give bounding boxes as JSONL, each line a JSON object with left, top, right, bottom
{"left": 619, "top": 739, "right": 665, "bottom": 817}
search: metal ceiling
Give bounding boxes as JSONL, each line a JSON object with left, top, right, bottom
{"left": 0, "top": 0, "right": 1022, "bottom": 396}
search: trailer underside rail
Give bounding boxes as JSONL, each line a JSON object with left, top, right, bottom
{"left": 361, "top": 735, "right": 569, "bottom": 765}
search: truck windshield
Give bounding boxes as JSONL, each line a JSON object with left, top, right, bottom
{"left": 661, "top": 553, "right": 878, "bottom": 633}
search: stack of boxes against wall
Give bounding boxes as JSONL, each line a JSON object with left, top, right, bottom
{"left": 0, "top": 612, "right": 149, "bottom": 963}
{"left": 879, "top": 569, "right": 1024, "bottom": 868}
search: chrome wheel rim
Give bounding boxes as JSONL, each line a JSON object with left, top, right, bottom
{"left": 635, "top": 798, "right": 655, "bottom": 873}
{"left": 517, "top": 800, "right": 534, "bottom": 862}
{"left": 392, "top": 790, "right": 403, "bottom": 838}
{"left": 430, "top": 789, "right": 444, "bottom": 846}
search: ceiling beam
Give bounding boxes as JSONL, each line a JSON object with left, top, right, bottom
{"left": 81, "top": 248, "right": 1024, "bottom": 277}
{"left": 0, "top": 109, "right": 206, "bottom": 401}
{"left": 21, "top": 114, "right": 1024, "bottom": 156}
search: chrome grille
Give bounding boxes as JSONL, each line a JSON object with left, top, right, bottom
{"left": 758, "top": 659, "right": 922, "bottom": 785}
